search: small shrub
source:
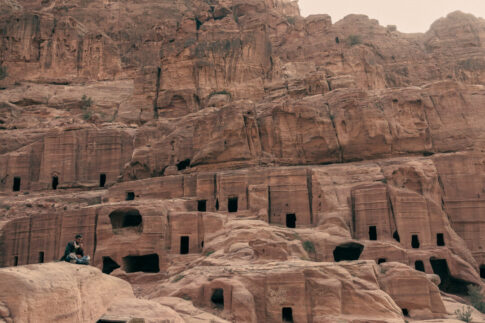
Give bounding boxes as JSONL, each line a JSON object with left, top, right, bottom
{"left": 208, "top": 90, "right": 232, "bottom": 99}
{"left": 205, "top": 250, "right": 215, "bottom": 257}
{"left": 81, "top": 95, "right": 92, "bottom": 109}
{"left": 172, "top": 274, "right": 185, "bottom": 283}
{"left": 455, "top": 305, "right": 473, "bottom": 322}
{"left": 286, "top": 16, "right": 296, "bottom": 25}
{"left": 303, "top": 240, "right": 315, "bottom": 254}
{"left": 0, "top": 65, "right": 7, "bottom": 80}
{"left": 82, "top": 111, "right": 92, "bottom": 120}
{"left": 468, "top": 285, "right": 485, "bottom": 313}
{"left": 347, "top": 35, "right": 362, "bottom": 46}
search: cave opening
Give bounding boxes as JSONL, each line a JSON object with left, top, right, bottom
{"left": 38, "top": 251, "right": 44, "bottom": 263}
{"left": 198, "top": 200, "right": 207, "bottom": 212}
{"left": 109, "top": 208, "right": 142, "bottom": 232}
{"left": 378, "top": 258, "right": 386, "bottom": 264}
{"left": 402, "top": 308, "right": 409, "bottom": 316}
{"left": 286, "top": 213, "right": 296, "bottom": 228}
{"left": 102, "top": 256, "right": 120, "bottom": 274}
{"left": 415, "top": 260, "right": 425, "bottom": 272}
{"left": 176, "top": 159, "right": 190, "bottom": 171}
{"left": 126, "top": 191, "right": 135, "bottom": 201}
{"left": 52, "top": 176, "right": 59, "bottom": 190}
{"left": 180, "top": 236, "right": 189, "bottom": 254}
{"left": 481, "top": 265, "right": 485, "bottom": 279}
{"left": 13, "top": 256, "right": 18, "bottom": 266}
{"left": 437, "top": 233, "right": 445, "bottom": 246}
{"left": 215, "top": 198, "right": 219, "bottom": 210}
{"left": 335, "top": 37, "right": 340, "bottom": 44}
{"left": 430, "top": 258, "right": 470, "bottom": 294}
{"left": 228, "top": 197, "right": 238, "bottom": 213}
{"left": 100, "top": 173, "right": 106, "bottom": 187}
{"left": 282, "top": 307, "right": 293, "bottom": 322}
{"left": 122, "top": 254, "right": 159, "bottom": 273}
{"left": 411, "top": 234, "right": 420, "bottom": 248}
{"left": 369, "top": 226, "right": 377, "bottom": 240}
{"left": 333, "top": 242, "right": 364, "bottom": 262}
{"left": 393, "top": 230, "right": 400, "bottom": 242}
{"left": 211, "top": 288, "right": 224, "bottom": 308}
{"left": 13, "top": 177, "right": 21, "bottom": 191}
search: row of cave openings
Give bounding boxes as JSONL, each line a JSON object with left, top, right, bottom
{"left": 126, "top": 194, "right": 299, "bottom": 228}
{"left": 367, "top": 226, "right": 446, "bottom": 248}
{"left": 11, "top": 174, "right": 107, "bottom": 191}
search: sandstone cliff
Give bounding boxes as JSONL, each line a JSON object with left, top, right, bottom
{"left": 1, "top": 0, "right": 485, "bottom": 322}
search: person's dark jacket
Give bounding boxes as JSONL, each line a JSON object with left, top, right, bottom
{"left": 60, "top": 241, "right": 84, "bottom": 261}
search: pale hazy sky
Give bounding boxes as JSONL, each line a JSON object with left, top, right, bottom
{"left": 298, "top": 0, "right": 485, "bottom": 33}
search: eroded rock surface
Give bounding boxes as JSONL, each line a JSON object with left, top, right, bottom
{"left": 1, "top": 0, "right": 485, "bottom": 322}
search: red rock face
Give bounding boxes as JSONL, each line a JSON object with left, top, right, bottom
{"left": 1, "top": 0, "right": 485, "bottom": 322}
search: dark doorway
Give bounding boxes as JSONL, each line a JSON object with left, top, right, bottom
{"left": 211, "top": 288, "right": 224, "bottom": 308}
{"left": 286, "top": 213, "right": 296, "bottom": 228}
{"left": 180, "top": 236, "right": 189, "bottom": 254}
{"left": 13, "top": 256, "right": 18, "bottom": 266}
{"left": 13, "top": 177, "right": 21, "bottom": 191}
{"left": 282, "top": 307, "right": 293, "bottom": 322}
{"left": 228, "top": 197, "right": 238, "bottom": 212}
{"left": 430, "top": 258, "right": 470, "bottom": 294}
{"left": 109, "top": 208, "right": 142, "bottom": 232}
{"left": 378, "top": 258, "right": 386, "bottom": 264}
{"left": 480, "top": 265, "right": 485, "bottom": 279}
{"left": 126, "top": 192, "right": 135, "bottom": 201}
{"left": 215, "top": 199, "right": 219, "bottom": 210}
{"left": 99, "top": 174, "right": 106, "bottom": 187}
{"left": 52, "top": 176, "right": 59, "bottom": 190}
{"left": 122, "top": 254, "right": 159, "bottom": 273}
{"left": 393, "top": 230, "right": 400, "bottom": 242}
{"left": 38, "top": 251, "right": 44, "bottom": 263}
{"left": 335, "top": 37, "right": 340, "bottom": 44}
{"left": 411, "top": 235, "right": 420, "bottom": 248}
{"left": 198, "top": 200, "right": 207, "bottom": 212}
{"left": 437, "top": 233, "right": 445, "bottom": 246}
{"left": 402, "top": 308, "right": 409, "bottom": 316}
{"left": 176, "top": 159, "right": 190, "bottom": 170}
{"left": 102, "top": 257, "right": 120, "bottom": 274}
{"left": 333, "top": 242, "right": 364, "bottom": 262}
{"left": 415, "top": 260, "right": 425, "bottom": 272}
{"left": 369, "top": 226, "right": 377, "bottom": 240}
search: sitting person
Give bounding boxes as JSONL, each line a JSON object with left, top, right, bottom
{"left": 60, "top": 234, "right": 90, "bottom": 265}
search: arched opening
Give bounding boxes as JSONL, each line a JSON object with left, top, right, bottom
{"left": 369, "top": 226, "right": 377, "bottom": 240}
{"left": 286, "top": 213, "right": 296, "bottom": 228}
{"left": 228, "top": 197, "right": 238, "bottom": 213}
{"left": 415, "top": 260, "right": 425, "bottom": 272}
{"left": 102, "top": 257, "right": 120, "bottom": 274}
{"left": 480, "top": 265, "right": 485, "bottom": 279}
{"left": 333, "top": 242, "right": 364, "bottom": 262}
{"left": 52, "top": 176, "right": 59, "bottom": 190}
{"left": 430, "top": 258, "right": 471, "bottom": 294}
{"left": 122, "top": 254, "right": 159, "bottom": 273}
{"left": 437, "top": 233, "right": 445, "bottom": 246}
{"left": 393, "top": 231, "right": 400, "bottom": 242}
{"left": 176, "top": 159, "right": 190, "bottom": 171}
{"left": 411, "top": 234, "right": 420, "bottom": 248}
{"left": 99, "top": 174, "right": 106, "bottom": 187}
{"left": 211, "top": 288, "right": 224, "bottom": 308}
{"left": 38, "top": 251, "right": 44, "bottom": 263}
{"left": 198, "top": 200, "right": 207, "bottom": 212}
{"left": 378, "top": 258, "right": 386, "bottom": 264}
{"left": 13, "top": 177, "right": 21, "bottom": 191}
{"left": 282, "top": 307, "right": 293, "bottom": 322}
{"left": 109, "top": 208, "right": 142, "bottom": 233}
{"left": 180, "top": 236, "right": 189, "bottom": 254}
{"left": 126, "top": 192, "right": 135, "bottom": 201}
